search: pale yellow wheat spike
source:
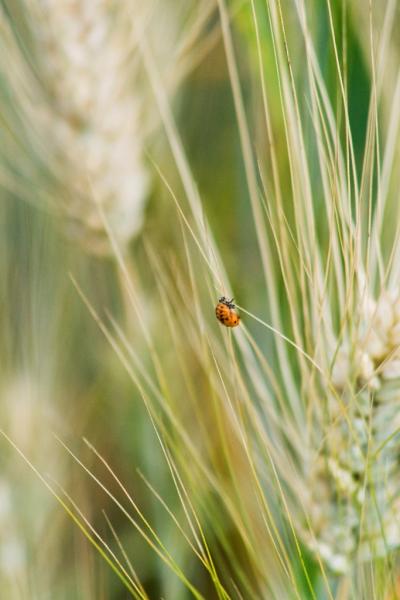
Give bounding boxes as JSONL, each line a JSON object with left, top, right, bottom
{"left": 0, "top": 0, "right": 214, "bottom": 255}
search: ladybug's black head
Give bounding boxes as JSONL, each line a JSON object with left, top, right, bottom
{"left": 219, "top": 296, "right": 235, "bottom": 308}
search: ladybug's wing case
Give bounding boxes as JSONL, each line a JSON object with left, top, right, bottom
{"left": 215, "top": 303, "right": 226, "bottom": 323}
{"left": 215, "top": 303, "right": 226, "bottom": 322}
{"left": 230, "top": 314, "right": 240, "bottom": 327}
{"left": 216, "top": 303, "right": 240, "bottom": 327}
{"left": 225, "top": 312, "right": 240, "bottom": 327}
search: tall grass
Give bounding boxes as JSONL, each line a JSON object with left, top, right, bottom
{"left": 2, "top": 0, "right": 400, "bottom": 598}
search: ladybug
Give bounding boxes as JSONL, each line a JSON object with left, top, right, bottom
{"left": 215, "top": 296, "right": 240, "bottom": 328}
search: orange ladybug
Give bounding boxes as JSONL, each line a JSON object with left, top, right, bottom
{"left": 215, "top": 296, "right": 240, "bottom": 328}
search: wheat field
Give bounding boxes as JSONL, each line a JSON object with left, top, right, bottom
{"left": 2, "top": 1, "right": 400, "bottom": 598}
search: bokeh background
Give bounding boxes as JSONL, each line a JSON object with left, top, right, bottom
{"left": 0, "top": 0, "right": 395, "bottom": 598}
